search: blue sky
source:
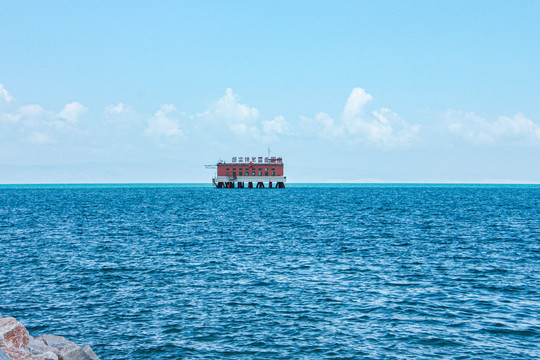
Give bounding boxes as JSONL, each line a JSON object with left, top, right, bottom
{"left": 1, "top": 1, "right": 539, "bottom": 183}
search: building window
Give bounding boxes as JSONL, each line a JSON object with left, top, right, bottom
{"left": 272, "top": 171, "right": 275, "bottom": 176}
{"left": 233, "top": 171, "right": 236, "bottom": 176}
{"left": 265, "top": 171, "right": 268, "bottom": 176}
{"left": 239, "top": 172, "right": 242, "bottom": 176}
{"left": 258, "top": 171, "right": 262, "bottom": 176}
{"left": 252, "top": 171, "right": 255, "bottom": 176}
{"left": 226, "top": 171, "right": 229, "bottom": 176}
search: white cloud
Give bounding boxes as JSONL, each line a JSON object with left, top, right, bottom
{"left": 145, "top": 104, "right": 183, "bottom": 139}
{"left": 302, "top": 88, "right": 419, "bottom": 148}
{"left": 214, "top": 88, "right": 259, "bottom": 125}
{"left": 0, "top": 84, "right": 14, "bottom": 104}
{"left": 203, "top": 88, "right": 262, "bottom": 138}
{"left": 0, "top": 104, "right": 45, "bottom": 125}
{"left": 343, "top": 88, "right": 373, "bottom": 119}
{"left": 228, "top": 123, "right": 255, "bottom": 137}
{"left": 364, "top": 108, "right": 420, "bottom": 147}
{"left": 342, "top": 89, "right": 419, "bottom": 148}
{"left": 446, "top": 110, "right": 540, "bottom": 145}
{"left": 59, "top": 102, "right": 87, "bottom": 123}
{"left": 18, "top": 103, "right": 82, "bottom": 133}
{"left": 19, "top": 104, "right": 47, "bottom": 119}
{"left": 314, "top": 112, "right": 345, "bottom": 139}
{"left": 105, "top": 102, "right": 139, "bottom": 125}
{"left": 197, "top": 88, "right": 289, "bottom": 141}
{"left": 0, "top": 112, "right": 20, "bottom": 124}
{"left": 0, "top": 84, "right": 89, "bottom": 147}
{"left": 106, "top": 102, "right": 128, "bottom": 114}
{"left": 262, "top": 115, "right": 289, "bottom": 135}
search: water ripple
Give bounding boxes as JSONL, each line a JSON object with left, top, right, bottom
{"left": 1, "top": 186, "right": 539, "bottom": 359}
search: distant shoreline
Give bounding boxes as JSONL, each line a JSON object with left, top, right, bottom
{"left": 1, "top": 183, "right": 539, "bottom": 188}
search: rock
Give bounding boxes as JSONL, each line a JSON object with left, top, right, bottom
{"left": 34, "top": 352, "right": 58, "bottom": 360}
{"left": 1, "top": 347, "right": 33, "bottom": 359}
{"left": 37, "top": 335, "right": 73, "bottom": 350}
{"left": 0, "top": 318, "right": 98, "bottom": 360}
{"left": 26, "top": 338, "right": 59, "bottom": 356}
{"left": 59, "top": 343, "right": 93, "bottom": 360}
{"left": 80, "top": 345, "right": 98, "bottom": 360}
{"left": 0, "top": 317, "right": 30, "bottom": 348}
{"left": 1, "top": 347, "right": 58, "bottom": 360}
{"left": 0, "top": 349, "right": 12, "bottom": 360}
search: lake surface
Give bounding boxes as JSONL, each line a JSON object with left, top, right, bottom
{"left": 1, "top": 184, "right": 539, "bottom": 359}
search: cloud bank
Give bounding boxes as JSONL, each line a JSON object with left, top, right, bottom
{"left": 302, "top": 88, "right": 420, "bottom": 148}
{"left": 1, "top": 83, "right": 539, "bottom": 163}
{"left": 194, "top": 88, "right": 289, "bottom": 141}
{"left": 0, "top": 87, "right": 87, "bottom": 146}
{"left": 0, "top": 84, "right": 13, "bottom": 104}
{"left": 446, "top": 110, "right": 540, "bottom": 145}
{"left": 145, "top": 104, "right": 183, "bottom": 140}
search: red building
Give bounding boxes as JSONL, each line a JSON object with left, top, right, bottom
{"left": 209, "top": 156, "right": 286, "bottom": 188}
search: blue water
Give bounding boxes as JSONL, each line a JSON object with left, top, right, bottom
{"left": 1, "top": 185, "right": 539, "bottom": 359}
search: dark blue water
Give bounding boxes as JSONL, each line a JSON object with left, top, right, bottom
{"left": 1, "top": 185, "right": 539, "bottom": 359}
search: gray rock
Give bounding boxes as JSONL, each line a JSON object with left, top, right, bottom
{"left": 59, "top": 342, "right": 93, "bottom": 360}
{"left": 39, "top": 334, "right": 74, "bottom": 349}
{"left": 0, "top": 349, "right": 11, "bottom": 360}
{"left": 81, "top": 345, "right": 99, "bottom": 360}
{"left": 27, "top": 336, "right": 60, "bottom": 355}
{"left": 36, "top": 351, "right": 59, "bottom": 360}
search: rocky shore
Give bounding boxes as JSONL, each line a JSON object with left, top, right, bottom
{"left": 0, "top": 314, "right": 100, "bottom": 360}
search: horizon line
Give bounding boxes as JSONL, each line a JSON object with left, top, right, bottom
{"left": 1, "top": 182, "right": 539, "bottom": 186}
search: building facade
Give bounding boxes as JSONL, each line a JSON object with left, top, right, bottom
{"left": 211, "top": 156, "right": 286, "bottom": 188}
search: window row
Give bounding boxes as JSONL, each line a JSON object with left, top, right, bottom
{"left": 226, "top": 168, "right": 276, "bottom": 171}
{"left": 226, "top": 171, "right": 276, "bottom": 176}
